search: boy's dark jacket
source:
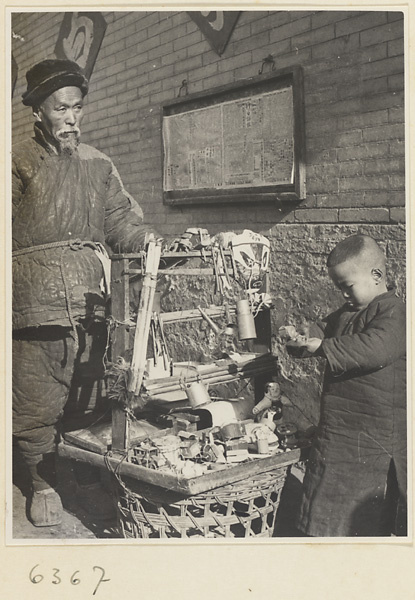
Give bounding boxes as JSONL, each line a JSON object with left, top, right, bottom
{"left": 297, "top": 289, "right": 406, "bottom": 536}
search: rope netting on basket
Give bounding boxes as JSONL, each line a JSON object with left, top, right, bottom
{"left": 115, "top": 467, "right": 288, "bottom": 539}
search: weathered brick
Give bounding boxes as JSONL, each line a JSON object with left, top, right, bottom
{"left": 339, "top": 175, "right": 390, "bottom": 192}
{"left": 252, "top": 41, "right": 294, "bottom": 66}
{"left": 362, "top": 123, "right": 404, "bottom": 142}
{"left": 336, "top": 77, "right": 388, "bottom": 101}
{"left": 294, "top": 208, "right": 338, "bottom": 222}
{"left": 190, "top": 62, "right": 218, "bottom": 84}
{"left": 278, "top": 211, "right": 296, "bottom": 224}
{"left": 305, "top": 86, "right": 338, "bottom": 107}
{"left": 335, "top": 12, "right": 388, "bottom": 37}
{"left": 218, "top": 51, "right": 253, "bottom": 73}
{"left": 161, "top": 48, "right": 187, "bottom": 66}
{"left": 173, "top": 30, "right": 202, "bottom": 51}
{"left": 306, "top": 63, "right": 363, "bottom": 90}
{"left": 335, "top": 130, "right": 365, "bottom": 148}
{"left": 100, "top": 38, "right": 126, "bottom": 59}
{"left": 170, "top": 12, "right": 189, "bottom": 27}
{"left": 307, "top": 148, "right": 337, "bottom": 166}
{"left": 96, "top": 115, "right": 118, "bottom": 130}
{"left": 229, "top": 22, "right": 252, "bottom": 43}
{"left": 124, "top": 52, "right": 150, "bottom": 71}
{"left": 388, "top": 73, "right": 404, "bottom": 91}
{"left": 389, "top": 139, "right": 405, "bottom": 156}
{"left": 202, "top": 72, "right": 233, "bottom": 90}
{"left": 292, "top": 23, "right": 334, "bottom": 49}
{"left": 361, "top": 56, "right": 404, "bottom": 81}
{"left": 270, "top": 15, "right": 312, "bottom": 43}
{"left": 361, "top": 90, "right": 404, "bottom": 112}
{"left": 308, "top": 175, "right": 340, "bottom": 194}
{"left": 233, "top": 30, "right": 271, "bottom": 55}
{"left": 115, "top": 89, "right": 140, "bottom": 106}
{"left": 259, "top": 47, "right": 311, "bottom": 74}
{"left": 173, "top": 55, "right": 203, "bottom": 74}
{"left": 364, "top": 157, "right": 404, "bottom": 175}
{"left": 360, "top": 19, "right": 404, "bottom": 47}
{"left": 134, "top": 12, "right": 160, "bottom": 32}
{"left": 186, "top": 40, "right": 212, "bottom": 58}
{"left": 388, "top": 37, "right": 404, "bottom": 57}
{"left": 148, "top": 41, "right": 174, "bottom": 61}
{"left": 337, "top": 110, "right": 389, "bottom": 131}
{"left": 311, "top": 33, "right": 359, "bottom": 66}
{"left": 108, "top": 122, "right": 129, "bottom": 137}
{"left": 364, "top": 190, "right": 405, "bottom": 207}
{"left": 389, "top": 174, "right": 405, "bottom": 189}
{"left": 127, "top": 73, "right": 151, "bottom": 90}
{"left": 136, "top": 80, "right": 162, "bottom": 97}
{"left": 339, "top": 161, "right": 364, "bottom": 178}
{"left": 339, "top": 208, "right": 389, "bottom": 222}
{"left": 150, "top": 89, "right": 176, "bottom": 105}
{"left": 147, "top": 14, "right": 174, "bottom": 38}
{"left": 251, "top": 12, "right": 291, "bottom": 35}
{"left": 388, "top": 11, "right": 404, "bottom": 22}
{"left": 390, "top": 208, "right": 405, "bottom": 223}
{"left": 134, "top": 33, "right": 162, "bottom": 54}
{"left": 160, "top": 23, "right": 187, "bottom": 45}
{"left": 103, "top": 62, "right": 125, "bottom": 78}
{"left": 311, "top": 11, "right": 363, "bottom": 29}
{"left": 317, "top": 192, "right": 364, "bottom": 208}
{"left": 311, "top": 32, "right": 360, "bottom": 61}
{"left": 308, "top": 97, "right": 364, "bottom": 120}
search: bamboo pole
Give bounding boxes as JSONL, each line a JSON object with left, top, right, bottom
{"left": 144, "top": 361, "right": 277, "bottom": 397}
{"left": 128, "top": 240, "right": 162, "bottom": 395}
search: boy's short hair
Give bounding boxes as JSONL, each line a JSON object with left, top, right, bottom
{"left": 327, "top": 234, "right": 385, "bottom": 269}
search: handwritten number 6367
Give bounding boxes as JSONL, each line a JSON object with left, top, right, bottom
{"left": 29, "top": 565, "right": 110, "bottom": 595}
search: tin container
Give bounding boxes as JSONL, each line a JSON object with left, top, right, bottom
{"left": 220, "top": 421, "right": 246, "bottom": 441}
{"left": 236, "top": 299, "right": 256, "bottom": 340}
{"left": 186, "top": 380, "right": 211, "bottom": 408}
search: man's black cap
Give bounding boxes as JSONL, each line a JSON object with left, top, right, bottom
{"left": 22, "top": 59, "right": 88, "bottom": 107}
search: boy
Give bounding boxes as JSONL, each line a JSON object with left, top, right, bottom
{"left": 284, "top": 234, "right": 406, "bottom": 536}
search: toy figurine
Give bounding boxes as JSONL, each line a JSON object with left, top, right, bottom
{"left": 252, "top": 382, "right": 290, "bottom": 431}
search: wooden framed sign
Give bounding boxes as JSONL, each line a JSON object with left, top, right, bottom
{"left": 162, "top": 66, "right": 305, "bottom": 206}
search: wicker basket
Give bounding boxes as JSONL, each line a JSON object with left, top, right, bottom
{"left": 115, "top": 466, "right": 290, "bottom": 538}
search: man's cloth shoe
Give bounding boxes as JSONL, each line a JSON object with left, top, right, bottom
{"left": 30, "top": 488, "right": 63, "bottom": 527}
{"left": 77, "top": 482, "right": 116, "bottom": 520}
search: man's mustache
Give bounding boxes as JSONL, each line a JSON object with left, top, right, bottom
{"left": 57, "top": 127, "right": 81, "bottom": 139}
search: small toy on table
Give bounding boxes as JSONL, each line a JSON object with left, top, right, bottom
{"left": 252, "top": 382, "right": 291, "bottom": 432}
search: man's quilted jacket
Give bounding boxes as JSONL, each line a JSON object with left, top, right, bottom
{"left": 12, "top": 124, "right": 152, "bottom": 330}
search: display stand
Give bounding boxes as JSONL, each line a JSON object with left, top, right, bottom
{"left": 109, "top": 249, "right": 273, "bottom": 453}
{"left": 58, "top": 248, "right": 300, "bottom": 538}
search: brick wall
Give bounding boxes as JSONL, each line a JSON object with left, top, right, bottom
{"left": 11, "top": 11, "right": 406, "bottom": 425}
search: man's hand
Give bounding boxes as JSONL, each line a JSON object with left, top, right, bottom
{"left": 302, "top": 337, "right": 322, "bottom": 354}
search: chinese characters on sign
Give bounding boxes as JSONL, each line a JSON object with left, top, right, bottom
{"left": 163, "top": 87, "right": 295, "bottom": 193}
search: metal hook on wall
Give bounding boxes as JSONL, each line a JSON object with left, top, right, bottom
{"left": 177, "top": 79, "right": 188, "bottom": 97}
{"left": 258, "top": 55, "right": 275, "bottom": 75}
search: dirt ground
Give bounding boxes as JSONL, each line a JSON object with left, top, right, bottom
{"left": 12, "top": 451, "right": 120, "bottom": 540}
{"left": 12, "top": 449, "right": 305, "bottom": 540}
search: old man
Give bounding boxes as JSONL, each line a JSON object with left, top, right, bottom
{"left": 12, "top": 59, "right": 156, "bottom": 527}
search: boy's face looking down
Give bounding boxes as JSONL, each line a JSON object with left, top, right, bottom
{"left": 328, "top": 259, "right": 386, "bottom": 310}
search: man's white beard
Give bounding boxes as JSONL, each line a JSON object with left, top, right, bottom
{"left": 56, "top": 128, "right": 81, "bottom": 155}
